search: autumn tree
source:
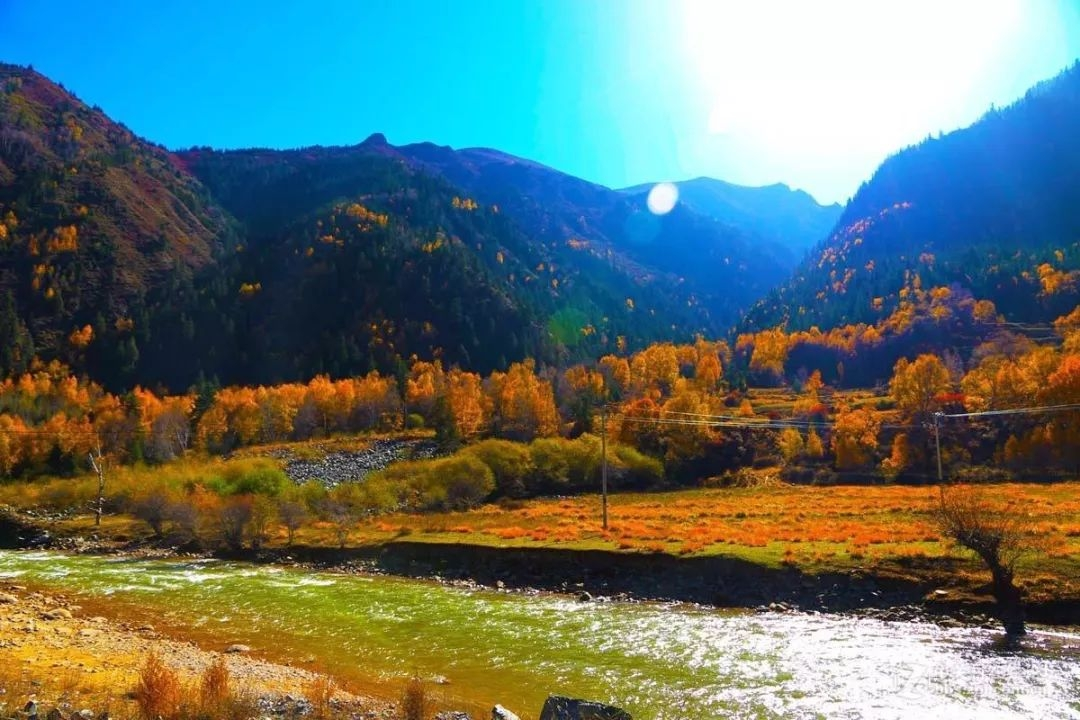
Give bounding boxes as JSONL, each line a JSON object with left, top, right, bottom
{"left": 630, "top": 343, "right": 680, "bottom": 396}
{"left": 445, "top": 368, "right": 489, "bottom": 440}
{"left": 880, "top": 432, "right": 911, "bottom": 480}
{"left": 405, "top": 359, "right": 446, "bottom": 423}
{"left": 487, "top": 360, "right": 558, "bottom": 441}
{"left": 831, "top": 406, "right": 881, "bottom": 470}
{"left": 889, "top": 354, "right": 951, "bottom": 418}
{"left": 777, "top": 428, "right": 804, "bottom": 464}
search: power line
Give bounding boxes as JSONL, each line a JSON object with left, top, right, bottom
{"left": 940, "top": 403, "right": 1080, "bottom": 419}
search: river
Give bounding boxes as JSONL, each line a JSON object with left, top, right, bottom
{"left": 0, "top": 551, "right": 1077, "bottom": 719}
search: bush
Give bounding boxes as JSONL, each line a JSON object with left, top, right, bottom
{"left": 330, "top": 476, "right": 398, "bottom": 515}
{"left": 464, "top": 439, "right": 534, "bottom": 498}
{"left": 952, "top": 465, "right": 1013, "bottom": 484}
{"left": 39, "top": 477, "right": 96, "bottom": 514}
{"left": 134, "top": 652, "right": 181, "bottom": 720}
{"left": 209, "top": 459, "right": 287, "bottom": 497}
{"left": 562, "top": 435, "right": 601, "bottom": 491}
{"left": 400, "top": 676, "right": 429, "bottom": 720}
{"left": 283, "top": 479, "right": 328, "bottom": 514}
{"left": 218, "top": 496, "right": 254, "bottom": 550}
{"left": 427, "top": 454, "right": 494, "bottom": 511}
{"left": 132, "top": 487, "right": 173, "bottom": 537}
{"left": 199, "top": 656, "right": 231, "bottom": 712}
{"left": 405, "top": 413, "right": 425, "bottom": 429}
{"left": 612, "top": 445, "right": 664, "bottom": 488}
{"left": 529, "top": 438, "right": 571, "bottom": 493}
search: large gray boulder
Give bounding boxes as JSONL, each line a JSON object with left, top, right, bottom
{"left": 539, "top": 696, "right": 631, "bottom": 720}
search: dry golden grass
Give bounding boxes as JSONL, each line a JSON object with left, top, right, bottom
{"left": 339, "top": 482, "right": 1080, "bottom": 580}
{"left": 198, "top": 656, "right": 231, "bottom": 712}
{"left": 305, "top": 674, "right": 337, "bottom": 720}
{"left": 134, "top": 652, "right": 182, "bottom": 720}
{"left": 399, "top": 676, "right": 429, "bottom": 720}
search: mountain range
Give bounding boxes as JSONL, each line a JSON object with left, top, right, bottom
{"left": 1, "top": 60, "right": 1079, "bottom": 391}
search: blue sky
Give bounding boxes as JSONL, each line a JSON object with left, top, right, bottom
{"left": 2, "top": 0, "right": 1078, "bottom": 204}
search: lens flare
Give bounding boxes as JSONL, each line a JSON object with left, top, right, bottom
{"left": 646, "top": 182, "right": 679, "bottom": 215}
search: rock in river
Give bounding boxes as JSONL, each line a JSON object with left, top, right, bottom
{"left": 539, "top": 695, "right": 632, "bottom": 720}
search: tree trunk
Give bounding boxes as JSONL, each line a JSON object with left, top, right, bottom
{"left": 990, "top": 565, "right": 1026, "bottom": 636}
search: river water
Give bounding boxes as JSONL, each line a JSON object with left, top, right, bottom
{"left": 0, "top": 551, "right": 1077, "bottom": 719}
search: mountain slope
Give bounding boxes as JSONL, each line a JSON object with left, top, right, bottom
{"left": 0, "top": 63, "right": 237, "bottom": 378}
{"left": 743, "top": 61, "right": 1080, "bottom": 334}
{"left": 370, "top": 136, "right": 794, "bottom": 325}
{"left": 177, "top": 142, "right": 740, "bottom": 380}
{"left": 621, "top": 177, "right": 842, "bottom": 256}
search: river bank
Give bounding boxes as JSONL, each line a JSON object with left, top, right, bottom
{"left": 0, "top": 580, "right": 396, "bottom": 719}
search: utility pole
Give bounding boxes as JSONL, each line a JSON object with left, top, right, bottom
{"left": 600, "top": 403, "right": 608, "bottom": 531}
{"left": 88, "top": 438, "right": 105, "bottom": 527}
{"left": 933, "top": 411, "right": 944, "bottom": 484}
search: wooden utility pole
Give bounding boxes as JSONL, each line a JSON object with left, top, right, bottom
{"left": 933, "top": 411, "right": 944, "bottom": 484}
{"left": 88, "top": 438, "right": 105, "bottom": 527}
{"left": 600, "top": 403, "right": 608, "bottom": 531}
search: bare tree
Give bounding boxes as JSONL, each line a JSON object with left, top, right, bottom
{"left": 938, "top": 485, "right": 1034, "bottom": 635}
{"left": 278, "top": 500, "right": 307, "bottom": 546}
{"left": 218, "top": 497, "right": 253, "bottom": 552}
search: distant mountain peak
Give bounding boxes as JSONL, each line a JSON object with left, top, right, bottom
{"left": 620, "top": 176, "right": 842, "bottom": 255}
{"left": 361, "top": 132, "right": 389, "bottom": 146}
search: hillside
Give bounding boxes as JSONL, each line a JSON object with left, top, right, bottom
{"left": 0, "top": 64, "right": 237, "bottom": 383}
{"left": 0, "top": 64, "right": 800, "bottom": 392}
{"left": 176, "top": 138, "right": 791, "bottom": 380}
{"left": 375, "top": 136, "right": 795, "bottom": 325}
{"left": 621, "top": 177, "right": 842, "bottom": 256}
{"left": 743, "top": 61, "right": 1080, "bottom": 335}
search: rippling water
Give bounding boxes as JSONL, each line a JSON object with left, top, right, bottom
{"left": 1, "top": 551, "right": 1078, "bottom": 719}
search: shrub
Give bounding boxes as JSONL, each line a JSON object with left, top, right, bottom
{"left": 134, "top": 651, "right": 181, "bottom": 720}
{"left": 278, "top": 500, "right": 307, "bottom": 545}
{"left": 166, "top": 498, "right": 200, "bottom": 540}
{"left": 209, "top": 459, "right": 287, "bottom": 497}
{"left": 199, "top": 656, "right": 231, "bottom": 712}
{"left": 249, "top": 495, "right": 277, "bottom": 549}
{"left": 405, "top": 413, "right": 425, "bottom": 429}
{"left": 400, "top": 676, "right": 429, "bottom": 720}
{"left": 427, "top": 454, "right": 494, "bottom": 511}
{"left": 283, "top": 480, "right": 329, "bottom": 514}
{"left": 463, "top": 439, "right": 534, "bottom": 498}
{"left": 529, "top": 438, "right": 571, "bottom": 493}
{"left": 304, "top": 675, "right": 336, "bottom": 720}
{"left": 132, "top": 487, "right": 173, "bottom": 537}
{"left": 562, "top": 435, "right": 601, "bottom": 491}
{"left": 218, "top": 496, "right": 254, "bottom": 550}
{"left": 612, "top": 445, "right": 663, "bottom": 488}
{"left": 39, "top": 477, "right": 96, "bottom": 514}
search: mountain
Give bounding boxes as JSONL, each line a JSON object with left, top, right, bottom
{"left": 0, "top": 63, "right": 237, "bottom": 382}
{"left": 369, "top": 136, "right": 796, "bottom": 318}
{"left": 621, "top": 177, "right": 842, "bottom": 256}
{"left": 0, "top": 64, "right": 806, "bottom": 391}
{"left": 174, "top": 136, "right": 786, "bottom": 382}
{"left": 175, "top": 137, "right": 795, "bottom": 382}
{"left": 742, "top": 61, "right": 1080, "bottom": 334}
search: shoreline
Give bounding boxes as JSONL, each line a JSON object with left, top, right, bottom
{"left": 0, "top": 580, "right": 396, "bottom": 719}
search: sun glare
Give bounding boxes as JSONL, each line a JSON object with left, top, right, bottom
{"left": 646, "top": 182, "right": 679, "bottom": 215}
{"left": 682, "top": 0, "right": 1022, "bottom": 155}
